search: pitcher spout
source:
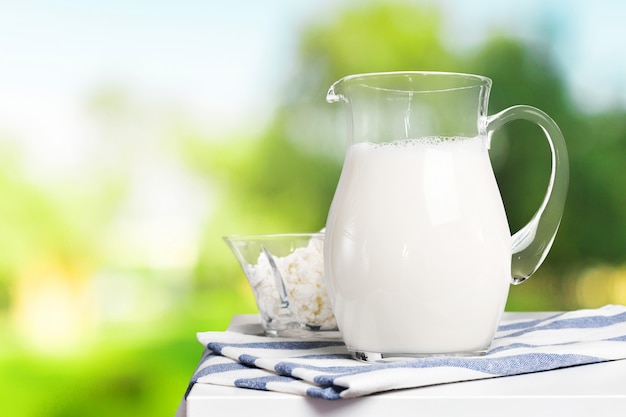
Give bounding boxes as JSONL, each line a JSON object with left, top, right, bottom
{"left": 326, "top": 80, "right": 346, "bottom": 103}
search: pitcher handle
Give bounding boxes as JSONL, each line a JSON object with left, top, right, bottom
{"left": 486, "top": 105, "right": 569, "bottom": 284}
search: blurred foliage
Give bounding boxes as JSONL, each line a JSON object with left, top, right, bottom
{"left": 0, "top": 288, "right": 241, "bottom": 417}
{"left": 2, "top": 2, "right": 626, "bottom": 417}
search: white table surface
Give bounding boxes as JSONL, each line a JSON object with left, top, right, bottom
{"left": 183, "top": 313, "right": 626, "bottom": 417}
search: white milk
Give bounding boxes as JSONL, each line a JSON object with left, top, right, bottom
{"left": 324, "top": 137, "right": 512, "bottom": 355}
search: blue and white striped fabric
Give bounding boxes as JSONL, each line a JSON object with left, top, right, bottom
{"left": 187, "top": 305, "right": 626, "bottom": 400}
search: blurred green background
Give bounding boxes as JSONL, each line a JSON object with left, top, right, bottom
{"left": 1, "top": 0, "right": 626, "bottom": 415}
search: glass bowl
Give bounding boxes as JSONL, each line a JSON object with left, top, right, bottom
{"left": 224, "top": 233, "right": 338, "bottom": 337}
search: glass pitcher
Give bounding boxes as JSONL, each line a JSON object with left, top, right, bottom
{"left": 324, "top": 71, "right": 569, "bottom": 361}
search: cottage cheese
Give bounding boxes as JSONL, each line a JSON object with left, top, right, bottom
{"left": 249, "top": 237, "right": 337, "bottom": 330}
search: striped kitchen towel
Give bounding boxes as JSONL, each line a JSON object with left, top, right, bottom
{"left": 186, "top": 305, "right": 626, "bottom": 400}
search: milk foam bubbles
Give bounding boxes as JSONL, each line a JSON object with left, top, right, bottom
{"left": 324, "top": 136, "right": 512, "bottom": 355}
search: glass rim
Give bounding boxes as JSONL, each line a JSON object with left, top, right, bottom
{"left": 328, "top": 71, "right": 492, "bottom": 98}
{"left": 338, "top": 70, "right": 491, "bottom": 84}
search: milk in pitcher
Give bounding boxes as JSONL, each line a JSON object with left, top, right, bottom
{"left": 324, "top": 136, "right": 512, "bottom": 355}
